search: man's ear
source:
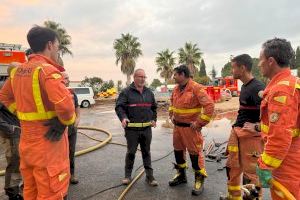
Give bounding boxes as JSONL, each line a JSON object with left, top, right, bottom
{"left": 46, "top": 41, "right": 52, "bottom": 51}
{"left": 268, "top": 57, "right": 276, "bottom": 66}
{"left": 241, "top": 65, "right": 247, "bottom": 72}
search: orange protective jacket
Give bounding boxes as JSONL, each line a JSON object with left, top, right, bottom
{"left": 169, "top": 79, "right": 214, "bottom": 126}
{"left": 0, "top": 54, "right": 76, "bottom": 167}
{"left": 0, "top": 54, "right": 75, "bottom": 126}
{"left": 258, "top": 69, "right": 300, "bottom": 185}
{"left": 0, "top": 54, "right": 75, "bottom": 199}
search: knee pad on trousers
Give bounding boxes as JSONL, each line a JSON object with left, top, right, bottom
{"left": 189, "top": 154, "right": 200, "bottom": 170}
{"left": 174, "top": 150, "right": 185, "bottom": 164}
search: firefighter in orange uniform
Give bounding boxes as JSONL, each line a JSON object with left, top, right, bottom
{"left": 220, "top": 54, "right": 265, "bottom": 200}
{"left": 0, "top": 26, "right": 75, "bottom": 200}
{"left": 168, "top": 65, "right": 214, "bottom": 196}
{"left": 256, "top": 38, "right": 300, "bottom": 199}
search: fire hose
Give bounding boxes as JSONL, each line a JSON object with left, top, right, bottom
{"left": 0, "top": 126, "right": 173, "bottom": 200}
{"left": 0, "top": 113, "right": 297, "bottom": 199}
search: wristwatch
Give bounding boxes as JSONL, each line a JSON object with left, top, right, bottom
{"left": 254, "top": 123, "right": 261, "bottom": 132}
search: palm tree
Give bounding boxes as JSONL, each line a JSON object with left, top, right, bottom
{"left": 113, "top": 33, "right": 142, "bottom": 86}
{"left": 44, "top": 20, "right": 72, "bottom": 66}
{"left": 155, "top": 49, "right": 175, "bottom": 85}
{"left": 178, "top": 42, "right": 202, "bottom": 77}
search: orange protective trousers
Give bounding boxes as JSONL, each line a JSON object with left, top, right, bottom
{"left": 226, "top": 127, "right": 264, "bottom": 198}
{"left": 20, "top": 121, "right": 70, "bottom": 200}
{"left": 173, "top": 126, "right": 205, "bottom": 169}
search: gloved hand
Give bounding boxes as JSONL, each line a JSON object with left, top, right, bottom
{"left": 44, "top": 117, "right": 67, "bottom": 142}
{"left": 256, "top": 165, "right": 272, "bottom": 188}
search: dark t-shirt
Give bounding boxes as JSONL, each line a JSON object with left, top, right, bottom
{"left": 233, "top": 78, "right": 265, "bottom": 127}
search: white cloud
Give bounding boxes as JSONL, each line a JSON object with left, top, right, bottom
{"left": 1, "top": 0, "right": 300, "bottom": 83}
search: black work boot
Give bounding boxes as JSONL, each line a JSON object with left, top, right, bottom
{"left": 169, "top": 163, "right": 187, "bottom": 186}
{"left": 191, "top": 171, "right": 205, "bottom": 196}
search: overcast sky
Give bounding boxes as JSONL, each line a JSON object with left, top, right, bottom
{"left": 1, "top": 0, "right": 300, "bottom": 84}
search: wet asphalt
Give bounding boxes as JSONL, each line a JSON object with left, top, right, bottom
{"left": 0, "top": 103, "right": 271, "bottom": 200}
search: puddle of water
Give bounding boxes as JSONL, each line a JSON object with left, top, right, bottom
{"left": 203, "top": 118, "right": 233, "bottom": 142}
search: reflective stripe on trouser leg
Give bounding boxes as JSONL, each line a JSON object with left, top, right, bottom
{"left": 226, "top": 128, "right": 240, "bottom": 169}
{"left": 238, "top": 130, "right": 263, "bottom": 186}
{"left": 173, "top": 126, "right": 187, "bottom": 167}
{"left": 226, "top": 129, "right": 242, "bottom": 199}
{"left": 176, "top": 126, "right": 205, "bottom": 169}
{"left": 226, "top": 167, "right": 242, "bottom": 198}
{"left": 190, "top": 154, "right": 207, "bottom": 177}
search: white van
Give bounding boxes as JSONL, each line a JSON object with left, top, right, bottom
{"left": 69, "top": 87, "right": 95, "bottom": 108}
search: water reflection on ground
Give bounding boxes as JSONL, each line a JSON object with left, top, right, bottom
{"left": 203, "top": 117, "right": 233, "bottom": 142}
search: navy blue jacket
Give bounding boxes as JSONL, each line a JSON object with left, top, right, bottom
{"left": 115, "top": 83, "right": 157, "bottom": 124}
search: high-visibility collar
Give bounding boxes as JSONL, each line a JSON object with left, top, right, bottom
{"left": 28, "top": 54, "right": 65, "bottom": 72}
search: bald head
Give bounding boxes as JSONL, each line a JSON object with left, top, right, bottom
{"left": 133, "top": 68, "right": 146, "bottom": 88}
{"left": 134, "top": 69, "right": 145, "bottom": 76}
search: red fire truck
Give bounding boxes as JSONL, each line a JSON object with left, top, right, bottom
{"left": 0, "top": 43, "right": 27, "bottom": 82}
{"left": 214, "top": 76, "right": 239, "bottom": 96}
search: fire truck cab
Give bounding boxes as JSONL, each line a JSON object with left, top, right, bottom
{"left": 213, "top": 76, "right": 239, "bottom": 96}
{"left": 0, "top": 43, "right": 26, "bottom": 82}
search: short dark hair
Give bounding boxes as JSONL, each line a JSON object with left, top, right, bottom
{"left": 231, "top": 54, "right": 253, "bottom": 72}
{"left": 262, "top": 38, "right": 294, "bottom": 67}
{"left": 174, "top": 65, "right": 190, "bottom": 78}
{"left": 27, "top": 26, "right": 58, "bottom": 53}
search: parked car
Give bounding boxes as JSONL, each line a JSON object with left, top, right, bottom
{"left": 69, "top": 87, "right": 95, "bottom": 108}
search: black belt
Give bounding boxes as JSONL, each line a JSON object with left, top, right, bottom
{"left": 174, "top": 120, "right": 191, "bottom": 127}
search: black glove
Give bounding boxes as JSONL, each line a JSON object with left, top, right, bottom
{"left": 44, "top": 117, "right": 67, "bottom": 142}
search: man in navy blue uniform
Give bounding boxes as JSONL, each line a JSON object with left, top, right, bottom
{"left": 115, "top": 69, "right": 158, "bottom": 186}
